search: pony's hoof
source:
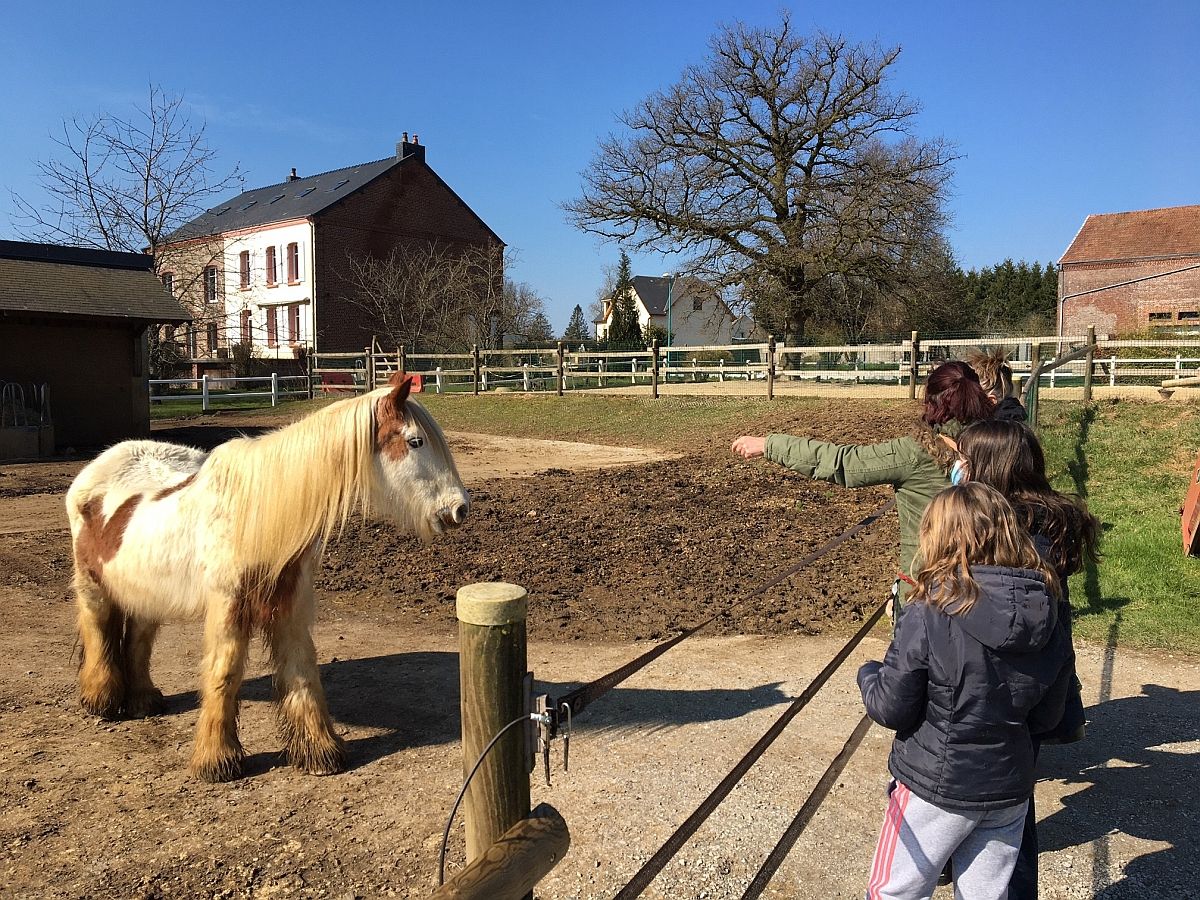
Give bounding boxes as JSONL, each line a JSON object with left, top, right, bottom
{"left": 190, "top": 751, "right": 245, "bottom": 783}
{"left": 123, "top": 688, "right": 165, "bottom": 719}
{"left": 80, "top": 690, "right": 124, "bottom": 721}
{"left": 289, "top": 737, "right": 347, "bottom": 776}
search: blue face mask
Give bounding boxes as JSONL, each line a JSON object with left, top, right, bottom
{"left": 950, "top": 459, "right": 968, "bottom": 486}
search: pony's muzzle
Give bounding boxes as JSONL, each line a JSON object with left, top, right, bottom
{"left": 438, "top": 501, "right": 469, "bottom": 529}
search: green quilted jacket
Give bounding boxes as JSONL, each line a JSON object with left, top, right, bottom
{"left": 764, "top": 431, "right": 953, "bottom": 580}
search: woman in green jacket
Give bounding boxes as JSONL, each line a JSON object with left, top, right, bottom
{"left": 731, "top": 361, "right": 993, "bottom": 583}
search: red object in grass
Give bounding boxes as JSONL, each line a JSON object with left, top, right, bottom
{"left": 1184, "top": 449, "right": 1200, "bottom": 557}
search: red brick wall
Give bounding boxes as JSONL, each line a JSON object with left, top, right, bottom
{"left": 313, "top": 159, "right": 500, "bottom": 352}
{"left": 1060, "top": 257, "right": 1200, "bottom": 336}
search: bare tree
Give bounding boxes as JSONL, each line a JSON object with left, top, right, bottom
{"left": 13, "top": 85, "right": 242, "bottom": 373}
{"left": 565, "top": 16, "right": 956, "bottom": 340}
{"left": 344, "top": 241, "right": 548, "bottom": 351}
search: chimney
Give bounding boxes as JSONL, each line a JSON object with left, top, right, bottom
{"left": 287, "top": 167, "right": 299, "bottom": 182}
{"left": 396, "top": 132, "right": 426, "bottom": 162}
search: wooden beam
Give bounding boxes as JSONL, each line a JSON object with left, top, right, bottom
{"left": 1160, "top": 375, "right": 1200, "bottom": 388}
{"left": 433, "top": 803, "right": 571, "bottom": 899}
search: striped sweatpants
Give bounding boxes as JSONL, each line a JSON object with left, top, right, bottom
{"left": 865, "top": 781, "right": 1028, "bottom": 900}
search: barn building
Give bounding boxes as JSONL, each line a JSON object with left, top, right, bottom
{"left": 0, "top": 240, "right": 189, "bottom": 457}
{"left": 1059, "top": 204, "right": 1200, "bottom": 336}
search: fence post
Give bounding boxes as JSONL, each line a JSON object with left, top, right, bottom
{"left": 1083, "top": 325, "right": 1096, "bottom": 402}
{"left": 767, "top": 335, "right": 776, "bottom": 400}
{"left": 366, "top": 345, "right": 376, "bottom": 392}
{"left": 399, "top": 345, "right": 407, "bottom": 377}
{"left": 908, "top": 330, "right": 920, "bottom": 400}
{"left": 482, "top": 366, "right": 489, "bottom": 392}
{"left": 599, "top": 358, "right": 606, "bottom": 388}
{"left": 692, "top": 358, "right": 699, "bottom": 382}
{"left": 201, "top": 374, "right": 210, "bottom": 412}
{"left": 719, "top": 358, "right": 725, "bottom": 382}
{"left": 631, "top": 358, "right": 638, "bottom": 384}
{"left": 306, "top": 349, "right": 315, "bottom": 400}
{"left": 436, "top": 366, "right": 444, "bottom": 394}
{"left": 456, "top": 583, "right": 531, "bottom": 867}
{"left": 1110, "top": 357, "right": 1117, "bottom": 387}
{"left": 651, "top": 338, "right": 660, "bottom": 399}
{"left": 1028, "top": 342, "right": 1041, "bottom": 429}
{"left": 271, "top": 372, "right": 279, "bottom": 407}
{"left": 522, "top": 363, "right": 530, "bottom": 392}
{"left": 556, "top": 342, "right": 565, "bottom": 396}
{"left": 472, "top": 345, "right": 481, "bottom": 396}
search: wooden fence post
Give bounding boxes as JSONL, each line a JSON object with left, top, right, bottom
{"left": 908, "top": 330, "right": 920, "bottom": 400}
{"left": 651, "top": 339, "right": 660, "bottom": 399}
{"left": 399, "top": 345, "right": 407, "bottom": 377}
{"left": 767, "top": 335, "right": 776, "bottom": 400}
{"left": 472, "top": 345, "right": 481, "bottom": 396}
{"left": 456, "top": 582, "right": 531, "bottom": 867}
{"left": 1083, "top": 325, "right": 1096, "bottom": 402}
{"left": 306, "top": 349, "right": 315, "bottom": 400}
{"left": 365, "top": 345, "right": 376, "bottom": 392}
{"left": 1028, "top": 342, "right": 1042, "bottom": 429}
{"left": 556, "top": 342, "right": 565, "bottom": 396}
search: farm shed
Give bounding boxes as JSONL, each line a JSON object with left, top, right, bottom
{"left": 0, "top": 240, "right": 189, "bottom": 456}
{"left": 1059, "top": 204, "right": 1200, "bottom": 336}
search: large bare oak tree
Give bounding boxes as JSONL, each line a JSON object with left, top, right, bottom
{"left": 565, "top": 16, "right": 956, "bottom": 340}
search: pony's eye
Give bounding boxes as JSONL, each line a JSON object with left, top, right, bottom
{"left": 407, "top": 436, "right": 424, "bottom": 449}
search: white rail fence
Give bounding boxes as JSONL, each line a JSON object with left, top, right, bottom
{"left": 345, "top": 333, "right": 1200, "bottom": 398}
{"left": 150, "top": 374, "right": 311, "bottom": 412}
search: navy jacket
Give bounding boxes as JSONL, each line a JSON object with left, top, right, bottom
{"left": 858, "top": 566, "right": 1073, "bottom": 810}
{"left": 992, "top": 397, "right": 1028, "bottom": 422}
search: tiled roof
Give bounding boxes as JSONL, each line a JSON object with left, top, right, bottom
{"left": 166, "top": 156, "right": 403, "bottom": 241}
{"left": 1060, "top": 205, "right": 1200, "bottom": 264}
{"left": 0, "top": 241, "right": 189, "bottom": 323}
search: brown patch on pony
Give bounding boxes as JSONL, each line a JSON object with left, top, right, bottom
{"left": 374, "top": 376, "right": 414, "bottom": 461}
{"left": 75, "top": 494, "right": 143, "bottom": 583}
{"left": 153, "top": 473, "right": 197, "bottom": 501}
{"left": 230, "top": 553, "right": 305, "bottom": 635}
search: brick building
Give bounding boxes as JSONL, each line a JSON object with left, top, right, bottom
{"left": 160, "top": 136, "right": 501, "bottom": 359}
{"left": 1059, "top": 204, "right": 1200, "bottom": 336}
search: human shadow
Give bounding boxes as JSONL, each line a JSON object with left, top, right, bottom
{"left": 161, "top": 651, "right": 792, "bottom": 773}
{"left": 1037, "top": 684, "right": 1200, "bottom": 898}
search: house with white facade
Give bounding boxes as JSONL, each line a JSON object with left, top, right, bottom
{"left": 594, "top": 275, "right": 757, "bottom": 345}
{"left": 159, "top": 136, "right": 501, "bottom": 371}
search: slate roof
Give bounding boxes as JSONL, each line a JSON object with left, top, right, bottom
{"left": 632, "top": 275, "right": 672, "bottom": 315}
{"left": 167, "top": 156, "right": 402, "bottom": 241}
{"left": 0, "top": 240, "right": 190, "bottom": 323}
{"left": 1060, "top": 205, "right": 1200, "bottom": 264}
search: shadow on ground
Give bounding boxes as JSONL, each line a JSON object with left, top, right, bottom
{"left": 1039, "top": 684, "right": 1200, "bottom": 899}
{"left": 161, "top": 650, "right": 791, "bottom": 772}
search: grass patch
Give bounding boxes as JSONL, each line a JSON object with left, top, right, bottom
{"left": 1038, "top": 400, "right": 1200, "bottom": 652}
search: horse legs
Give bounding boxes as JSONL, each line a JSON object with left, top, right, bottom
{"left": 189, "top": 603, "right": 249, "bottom": 782}
{"left": 269, "top": 580, "right": 346, "bottom": 776}
{"left": 75, "top": 574, "right": 125, "bottom": 719}
{"left": 122, "top": 617, "right": 164, "bottom": 718}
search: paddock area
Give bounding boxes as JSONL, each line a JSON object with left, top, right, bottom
{"left": 1, "top": 403, "right": 1197, "bottom": 898}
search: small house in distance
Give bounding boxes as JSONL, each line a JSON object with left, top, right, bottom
{"left": 594, "top": 275, "right": 754, "bottom": 345}
{"left": 1059, "top": 204, "right": 1200, "bottom": 335}
{"left": 0, "top": 240, "right": 189, "bottom": 456}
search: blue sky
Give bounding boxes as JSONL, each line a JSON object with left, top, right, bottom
{"left": 2, "top": 1, "right": 1197, "bottom": 331}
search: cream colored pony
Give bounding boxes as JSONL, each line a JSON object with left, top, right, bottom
{"left": 66, "top": 376, "right": 468, "bottom": 782}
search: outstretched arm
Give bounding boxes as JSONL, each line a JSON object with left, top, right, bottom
{"left": 734, "top": 433, "right": 917, "bottom": 488}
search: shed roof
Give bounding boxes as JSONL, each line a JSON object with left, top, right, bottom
{"left": 0, "top": 240, "right": 190, "bottom": 323}
{"left": 1060, "top": 205, "right": 1200, "bottom": 264}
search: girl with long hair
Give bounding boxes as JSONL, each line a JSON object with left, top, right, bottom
{"left": 731, "top": 361, "right": 993, "bottom": 588}
{"left": 859, "top": 483, "right": 1073, "bottom": 899}
{"left": 955, "top": 419, "right": 1101, "bottom": 899}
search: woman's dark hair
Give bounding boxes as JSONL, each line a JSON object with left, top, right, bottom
{"left": 957, "top": 419, "right": 1101, "bottom": 577}
{"left": 922, "top": 361, "right": 993, "bottom": 428}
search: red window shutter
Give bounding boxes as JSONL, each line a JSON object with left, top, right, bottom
{"left": 288, "top": 304, "right": 299, "bottom": 342}
{"left": 287, "top": 243, "right": 299, "bottom": 282}
{"left": 240, "top": 251, "right": 250, "bottom": 288}
{"left": 240, "top": 310, "right": 252, "bottom": 344}
{"left": 266, "top": 246, "right": 277, "bottom": 285}
{"left": 267, "top": 308, "right": 278, "bottom": 347}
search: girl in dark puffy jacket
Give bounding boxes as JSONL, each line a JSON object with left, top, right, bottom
{"left": 858, "top": 483, "right": 1073, "bottom": 900}
{"left": 955, "top": 419, "right": 1102, "bottom": 899}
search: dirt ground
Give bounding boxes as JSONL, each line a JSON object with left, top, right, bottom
{"left": 0, "top": 405, "right": 1196, "bottom": 899}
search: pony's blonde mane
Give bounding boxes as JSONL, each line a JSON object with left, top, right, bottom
{"left": 963, "top": 347, "right": 1015, "bottom": 400}
{"left": 208, "top": 393, "right": 379, "bottom": 583}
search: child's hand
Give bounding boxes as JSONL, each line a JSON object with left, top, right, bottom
{"left": 732, "top": 436, "right": 766, "bottom": 459}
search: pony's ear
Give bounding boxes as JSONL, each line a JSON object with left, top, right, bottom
{"left": 388, "top": 374, "right": 413, "bottom": 412}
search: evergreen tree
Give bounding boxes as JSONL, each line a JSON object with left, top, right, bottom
{"left": 562, "top": 304, "right": 591, "bottom": 342}
{"left": 526, "top": 312, "right": 554, "bottom": 343}
{"left": 606, "top": 250, "right": 642, "bottom": 346}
